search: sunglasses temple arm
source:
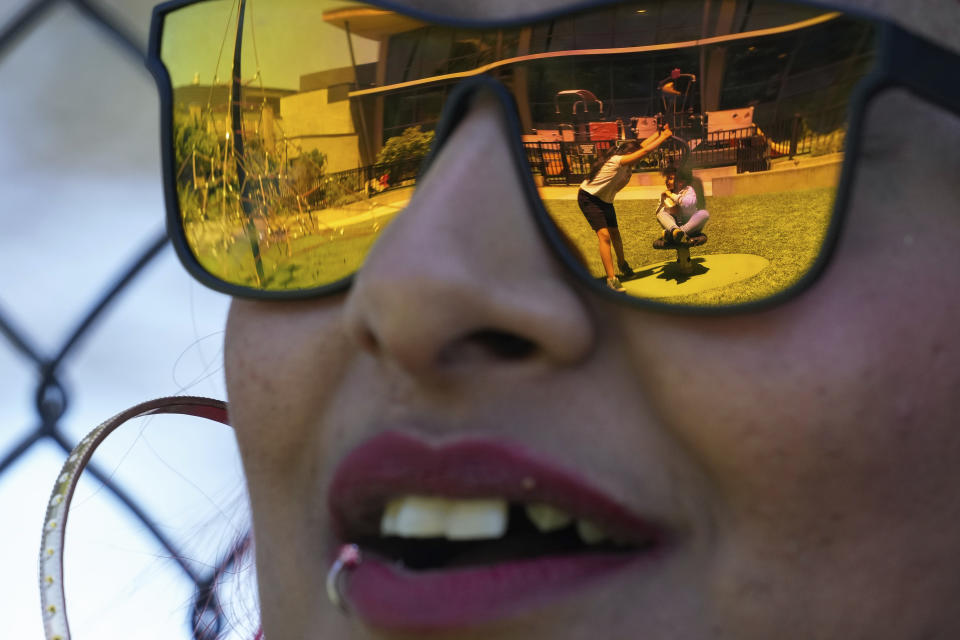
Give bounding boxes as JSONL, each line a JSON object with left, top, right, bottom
{"left": 877, "top": 23, "right": 960, "bottom": 117}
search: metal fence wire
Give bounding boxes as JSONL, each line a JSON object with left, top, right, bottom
{"left": 0, "top": 1, "right": 237, "bottom": 638}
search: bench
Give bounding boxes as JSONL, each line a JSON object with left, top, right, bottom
{"left": 652, "top": 234, "right": 707, "bottom": 275}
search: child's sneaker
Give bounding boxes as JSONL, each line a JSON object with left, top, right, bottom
{"left": 671, "top": 227, "right": 688, "bottom": 244}
{"left": 606, "top": 277, "right": 627, "bottom": 293}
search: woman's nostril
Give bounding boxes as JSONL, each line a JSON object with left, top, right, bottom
{"left": 466, "top": 330, "right": 538, "bottom": 361}
{"left": 347, "top": 314, "right": 381, "bottom": 355}
{"left": 359, "top": 327, "right": 381, "bottom": 355}
{"left": 435, "top": 329, "right": 538, "bottom": 366}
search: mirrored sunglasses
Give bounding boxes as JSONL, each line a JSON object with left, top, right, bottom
{"left": 148, "top": 0, "right": 960, "bottom": 311}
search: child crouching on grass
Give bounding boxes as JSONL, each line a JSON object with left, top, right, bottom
{"left": 657, "top": 165, "right": 709, "bottom": 244}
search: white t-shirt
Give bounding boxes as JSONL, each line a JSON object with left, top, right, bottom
{"left": 580, "top": 156, "right": 631, "bottom": 203}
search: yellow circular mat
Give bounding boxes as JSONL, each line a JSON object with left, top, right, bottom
{"left": 622, "top": 254, "right": 769, "bottom": 298}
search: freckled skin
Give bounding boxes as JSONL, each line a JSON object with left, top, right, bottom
{"left": 224, "top": 1, "right": 960, "bottom": 638}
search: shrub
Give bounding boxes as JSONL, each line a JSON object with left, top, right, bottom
{"left": 376, "top": 126, "right": 434, "bottom": 165}
{"left": 810, "top": 128, "right": 846, "bottom": 156}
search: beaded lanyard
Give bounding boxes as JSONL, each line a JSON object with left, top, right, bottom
{"left": 38, "top": 396, "right": 230, "bottom": 640}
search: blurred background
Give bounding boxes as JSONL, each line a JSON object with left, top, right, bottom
{"left": 0, "top": 0, "right": 252, "bottom": 637}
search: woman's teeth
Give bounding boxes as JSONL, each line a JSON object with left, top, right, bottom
{"left": 525, "top": 502, "right": 573, "bottom": 532}
{"left": 378, "top": 495, "right": 612, "bottom": 545}
{"left": 381, "top": 496, "right": 508, "bottom": 539}
{"left": 575, "top": 519, "right": 607, "bottom": 545}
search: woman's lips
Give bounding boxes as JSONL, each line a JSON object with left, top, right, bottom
{"left": 327, "top": 431, "right": 669, "bottom": 631}
{"left": 348, "top": 553, "right": 648, "bottom": 630}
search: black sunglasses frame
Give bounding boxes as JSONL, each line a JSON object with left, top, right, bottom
{"left": 147, "top": 0, "right": 960, "bottom": 314}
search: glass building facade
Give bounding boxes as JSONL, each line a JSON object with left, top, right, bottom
{"left": 358, "top": 2, "right": 873, "bottom": 146}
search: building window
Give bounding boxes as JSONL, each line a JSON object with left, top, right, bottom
{"left": 385, "top": 26, "right": 521, "bottom": 85}
{"left": 382, "top": 86, "right": 450, "bottom": 141}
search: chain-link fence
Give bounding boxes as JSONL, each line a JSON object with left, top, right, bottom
{"left": 1, "top": 1, "right": 248, "bottom": 637}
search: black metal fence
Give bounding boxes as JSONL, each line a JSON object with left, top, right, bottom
{"left": 761, "top": 105, "right": 850, "bottom": 158}
{"left": 523, "top": 140, "right": 617, "bottom": 186}
{"left": 523, "top": 110, "right": 847, "bottom": 186}
{"left": 296, "top": 156, "right": 424, "bottom": 209}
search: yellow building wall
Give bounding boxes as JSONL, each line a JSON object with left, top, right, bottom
{"left": 280, "top": 90, "right": 363, "bottom": 173}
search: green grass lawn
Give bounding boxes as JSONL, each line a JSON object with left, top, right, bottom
{"left": 543, "top": 187, "right": 836, "bottom": 307}
{"left": 185, "top": 192, "right": 407, "bottom": 291}
{"left": 191, "top": 216, "right": 385, "bottom": 290}
{"left": 185, "top": 186, "right": 836, "bottom": 305}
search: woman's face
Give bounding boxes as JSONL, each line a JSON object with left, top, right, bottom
{"left": 224, "top": 0, "right": 960, "bottom": 638}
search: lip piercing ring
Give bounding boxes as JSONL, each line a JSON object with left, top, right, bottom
{"left": 326, "top": 544, "right": 362, "bottom": 613}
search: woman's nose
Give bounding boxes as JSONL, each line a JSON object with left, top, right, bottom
{"left": 341, "top": 91, "right": 595, "bottom": 380}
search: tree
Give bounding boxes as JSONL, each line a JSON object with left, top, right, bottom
{"left": 172, "top": 107, "right": 221, "bottom": 187}
{"left": 375, "top": 126, "right": 434, "bottom": 165}
{"left": 287, "top": 149, "right": 326, "bottom": 196}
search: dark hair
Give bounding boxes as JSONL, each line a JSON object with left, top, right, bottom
{"left": 586, "top": 140, "right": 641, "bottom": 183}
{"left": 663, "top": 163, "right": 706, "bottom": 209}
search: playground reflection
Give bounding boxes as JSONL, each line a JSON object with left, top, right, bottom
{"left": 160, "top": 0, "right": 873, "bottom": 305}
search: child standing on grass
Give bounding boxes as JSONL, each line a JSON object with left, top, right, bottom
{"left": 578, "top": 126, "right": 674, "bottom": 291}
{"left": 657, "top": 165, "right": 710, "bottom": 244}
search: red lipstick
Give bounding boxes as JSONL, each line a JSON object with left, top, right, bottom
{"left": 327, "top": 431, "right": 668, "bottom": 631}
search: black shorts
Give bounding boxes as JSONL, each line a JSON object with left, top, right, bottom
{"left": 577, "top": 189, "right": 618, "bottom": 231}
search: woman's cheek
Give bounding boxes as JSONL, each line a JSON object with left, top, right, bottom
{"left": 225, "top": 298, "right": 352, "bottom": 471}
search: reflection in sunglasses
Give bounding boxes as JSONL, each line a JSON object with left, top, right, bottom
{"left": 159, "top": 0, "right": 874, "bottom": 306}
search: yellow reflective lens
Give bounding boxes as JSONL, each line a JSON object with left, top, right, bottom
{"left": 160, "top": 0, "right": 875, "bottom": 305}
{"left": 162, "top": 0, "right": 406, "bottom": 291}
